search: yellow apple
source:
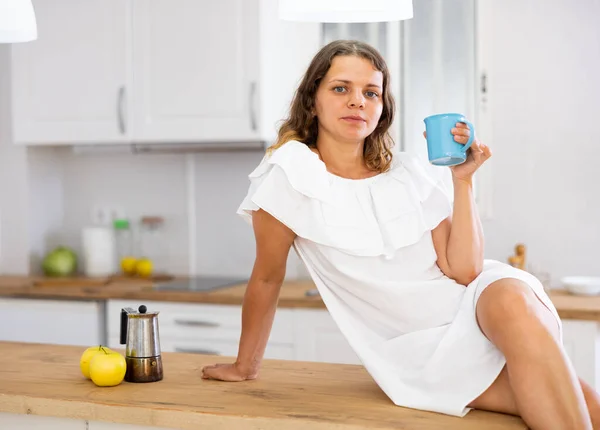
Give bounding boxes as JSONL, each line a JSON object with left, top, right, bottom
{"left": 120, "top": 256, "right": 138, "bottom": 275}
{"left": 135, "top": 258, "right": 153, "bottom": 277}
{"left": 80, "top": 345, "right": 112, "bottom": 379}
{"left": 89, "top": 349, "right": 127, "bottom": 387}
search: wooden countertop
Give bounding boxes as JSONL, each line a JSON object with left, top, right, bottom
{"left": 544, "top": 290, "right": 600, "bottom": 320}
{"left": 0, "top": 341, "right": 526, "bottom": 430}
{"left": 0, "top": 275, "right": 325, "bottom": 309}
{"left": 1, "top": 276, "right": 600, "bottom": 320}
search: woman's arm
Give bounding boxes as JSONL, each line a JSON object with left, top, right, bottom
{"left": 201, "top": 208, "right": 296, "bottom": 381}
{"left": 430, "top": 123, "right": 492, "bottom": 286}
{"left": 432, "top": 177, "right": 484, "bottom": 286}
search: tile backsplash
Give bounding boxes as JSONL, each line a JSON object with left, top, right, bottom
{"left": 26, "top": 146, "right": 309, "bottom": 280}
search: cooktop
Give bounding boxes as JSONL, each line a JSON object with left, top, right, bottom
{"left": 153, "top": 276, "right": 248, "bottom": 292}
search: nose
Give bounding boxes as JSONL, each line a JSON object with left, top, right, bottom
{"left": 348, "top": 90, "right": 365, "bottom": 109}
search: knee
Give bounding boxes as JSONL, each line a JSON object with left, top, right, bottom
{"left": 477, "top": 278, "right": 540, "bottom": 327}
{"left": 477, "top": 278, "right": 561, "bottom": 352}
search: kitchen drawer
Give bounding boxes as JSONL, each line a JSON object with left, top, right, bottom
{"left": 108, "top": 336, "right": 295, "bottom": 361}
{"left": 293, "top": 309, "right": 361, "bottom": 365}
{"left": 166, "top": 338, "right": 295, "bottom": 361}
{"left": 0, "top": 298, "right": 103, "bottom": 347}
{"left": 106, "top": 299, "right": 294, "bottom": 344}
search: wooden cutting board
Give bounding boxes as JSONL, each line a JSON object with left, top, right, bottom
{"left": 32, "top": 274, "right": 175, "bottom": 288}
{"left": 110, "top": 274, "right": 175, "bottom": 284}
{"left": 32, "top": 276, "right": 110, "bottom": 287}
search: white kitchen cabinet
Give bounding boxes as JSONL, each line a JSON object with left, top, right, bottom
{"left": 153, "top": 337, "right": 294, "bottom": 361}
{"left": 105, "top": 299, "right": 357, "bottom": 365}
{"left": 10, "top": 0, "right": 320, "bottom": 146}
{"left": 10, "top": 0, "right": 258, "bottom": 145}
{"left": 130, "top": 0, "right": 259, "bottom": 143}
{"left": 0, "top": 298, "right": 103, "bottom": 346}
{"left": 561, "top": 319, "right": 600, "bottom": 389}
{"left": 0, "top": 413, "right": 175, "bottom": 430}
{"left": 11, "top": 0, "right": 132, "bottom": 144}
{"left": 106, "top": 300, "right": 294, "bottom": 344}
{"left": 293, "top": 309, "right": 361, "bottom": 365}
{"left": 106, "top": 299, "right": 296, "bottom": 361}
{"left": 0, "top": 413, "right": 87, "bottom": 430}
{"left": 107, "top": 335, "right": 295, "bottom": 361}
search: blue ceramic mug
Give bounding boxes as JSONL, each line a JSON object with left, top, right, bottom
{"left": 423, "top": 113, "right": 475, "bottom": 166}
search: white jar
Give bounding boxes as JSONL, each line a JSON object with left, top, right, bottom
{"left": 81, "top": 226, "right": 116, "bottom": 277}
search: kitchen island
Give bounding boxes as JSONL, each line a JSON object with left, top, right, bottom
{"left": 0, "top": 341, "right": 526, "bottom": 429}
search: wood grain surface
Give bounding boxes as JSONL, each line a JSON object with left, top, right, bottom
{"left": 0, "top": 341, "right": 526, "bottom": 430}
{"left": 0, "top": 276, "right": 325, "bottom": 309}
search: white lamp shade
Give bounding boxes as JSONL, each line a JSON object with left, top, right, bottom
{"left": 0, "top": 0, "right": 37, "bottom": 43}
{"left": 279, "top": 0, "right": 413, "bottom": 23}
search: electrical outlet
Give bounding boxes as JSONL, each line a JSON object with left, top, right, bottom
{"left": 90, "top": 205, "right": 112, "bottom": 226}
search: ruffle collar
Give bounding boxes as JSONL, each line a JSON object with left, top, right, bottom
{"left": 239, "top": 140, "right": 453, "bottom": 258}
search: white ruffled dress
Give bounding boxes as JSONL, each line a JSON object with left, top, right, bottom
{"left": 237, "top": 140, "right": 562, "bottom": 417}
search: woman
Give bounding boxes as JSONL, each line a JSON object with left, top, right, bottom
{"left": 202, "top": 40, "right": 600, "bottom": 429}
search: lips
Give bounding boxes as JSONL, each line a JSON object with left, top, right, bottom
{"left": 342, "top": 115, "right": 366, "bottom": 122}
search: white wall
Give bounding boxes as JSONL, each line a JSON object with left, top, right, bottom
{"left": 0, "top": 47, "right": 29, "bottom": 274}
{"left": 26, "top": 147, "right": 308, "bottom": 280}
{"left": 27, "top": 147, "right": 64, "bottom": 272}
{"left": 482, "top": 0, "right": 600, "bottom": 282}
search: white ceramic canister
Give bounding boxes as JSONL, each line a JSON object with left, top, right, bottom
{"left": 81, "top": 226, "right": 116, "bottom": 277}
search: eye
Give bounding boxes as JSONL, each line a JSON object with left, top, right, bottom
{"left": 366, "top": 91, "right": 379, "bottom": 99}
{"left": 333, "top": 86, "right": 347, "bottom": 93}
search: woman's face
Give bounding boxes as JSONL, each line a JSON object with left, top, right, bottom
{"left": 314, "top": 55, "right": 384, "bottom": 144}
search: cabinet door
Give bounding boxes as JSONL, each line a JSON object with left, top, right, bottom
{"left": 0, "top": 298, "right": 103, "bottom": 346}
{"left": 561, "top": 319, "right": 600, "bottom": 389}
{"left": 106, "top": 299, "right": 294, "bottom": 345}
{"left": 0, "top": 413, "right": 86, "bottom": 430}
{"left": 11, "top": 0, "right": 132, "bottom": 145}
{"left": 293, "top": 309, "right": 361, "bottom": 365}
{"left": 108, "top": 336, "right": 294, "bottom": 361}
{"left": 151, "top": 337, "right": 295, "bottom": 361}
{"left": 131, "top": 0, "right": 260, "bottom": 143}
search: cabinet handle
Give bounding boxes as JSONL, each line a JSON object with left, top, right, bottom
{"left": 174, "top": 319, "right": 220, "bottom": 328}
{"left": 249, "top": 81, "right": 257, "bottom": 131}
{"left": 480, "top": 72, "right": 487, "bottom": 94}
{"left": 175, "top": 347, "right": 220, "bottom": 355}
{"left": 117, "top": 86, "right": 126, "bottom": 134}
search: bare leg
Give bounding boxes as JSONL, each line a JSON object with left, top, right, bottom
{"left": 470, "top": 279, "right": 592, "bottom": 429}
{"left": 469, "top": 371, "right": 600, "bottom": 429}
{"left": 581, "top": 378, "right": 600, "bottom": 429}
{"left": 468, "top": 365, "right": 519, "bottom": 416}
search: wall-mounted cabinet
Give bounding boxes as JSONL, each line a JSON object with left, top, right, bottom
{"left": 11, "top": 0, "right": 133, "bottom": 145}
{"left": 10, "top": 0, "right": 321, "bottom": 146}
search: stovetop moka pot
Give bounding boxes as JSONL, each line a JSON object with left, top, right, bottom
{"left": 120, "top": 304, "right": 163, "bottom": 383}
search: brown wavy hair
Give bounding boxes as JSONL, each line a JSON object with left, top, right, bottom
{"left": 267, "top": 40, "right": 396, "bottom": 173}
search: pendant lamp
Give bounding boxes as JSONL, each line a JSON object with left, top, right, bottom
{"left": 279, "top": 0, "right": 413, "bottom": 23}
{"left": 0, "top": 0, "right": 37, "bottom": 43}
